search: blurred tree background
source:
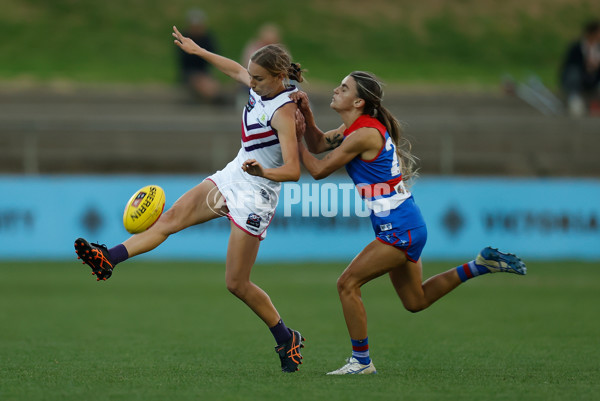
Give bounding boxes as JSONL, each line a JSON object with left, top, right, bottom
{"left": 1, "top": 0, "right": 599, "bottom": 89}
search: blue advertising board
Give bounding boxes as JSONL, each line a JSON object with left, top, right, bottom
{"left": 0, "top": 175, "right": 598, "bottom": 261}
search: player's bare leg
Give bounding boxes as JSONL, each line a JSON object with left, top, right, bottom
{"left": 337, "top": 240, "right": 463, "bottom": 336}
{"left": 123, "top": 180, "right": 227, "bottom": 257}
{"left": 389, "top": 258, "right": 462, "bottom": 313}
{"left": 336, "top": 240, "right": 404, "bottom": 340}
{"left": 328, "top": 240, "right": 401, "bottom": 374}
{"left": 225, "top": 222, "right": 304, "bottom": 372}
{"left": 331, "top": 240, "right": 461, "bottom": 375}
{"left": 224, "top": 222, "right": 280, "bottom": 325}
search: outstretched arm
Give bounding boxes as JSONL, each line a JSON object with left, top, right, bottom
{"left": 298, "top": 128, "right": 375, "bottom": 180}
{"left": 172, "top": 26, "right": 251, "bottom": 87}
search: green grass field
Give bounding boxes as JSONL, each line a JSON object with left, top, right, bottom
{"left": 1, "top": 260, "right": 599, "bottom": 401}
{"left": 2, "top": 0, "right": 600, "bottom": 88}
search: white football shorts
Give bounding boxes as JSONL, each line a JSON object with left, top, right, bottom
{"left": 205, "top": 156, "right": 280, "bottom": 240}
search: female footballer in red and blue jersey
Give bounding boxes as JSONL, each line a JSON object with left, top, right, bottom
{"left": 342, "top": 114, "right": 427, "bottom": 263}
{"left": 293, "top": 71, "right": 526, "bottom": 375}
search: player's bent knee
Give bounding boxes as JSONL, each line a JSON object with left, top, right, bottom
{"left": 151, "top": 210, "right": 178, "bottom": 235}
{"left": 225, "top": 280, "right": 240, "bottom": 296}
{"left": 402, "top": 299, "right": 428, "bottom": 313}
{"left": 225, "top": 279, "right": 249, "bottom": 299}
{"left": 157, "top": 206, "right": 191, "bottom": 235}
{"left": 336, "top": 274, "right": 359, "bottom": 297}
{"left": 336, "top": 275, "right": 347, "bottom": 294}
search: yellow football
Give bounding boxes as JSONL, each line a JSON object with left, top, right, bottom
{"left": 123, "top": 185, "right": 166, "bottom": 234}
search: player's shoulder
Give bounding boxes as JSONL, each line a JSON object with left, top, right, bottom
{"left": 342, "top": 126, "right": 384, "bottom": 156}
{"left": 270, "top": 101, "right": 297, "bottom": 130}
{"left": 266, "top": 88, "right": 298, "bottom": 112}
{"left": 271, "top": 86, "right": 298, "bottom": 102}
{"left": 346, "top": 125, "right": 382, "bottom": 141}
{"left": 274, "top": 101, "right": 297, "bottom": 117}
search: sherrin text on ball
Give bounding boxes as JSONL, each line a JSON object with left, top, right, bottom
{"left": 123, "top": 185, "right": 166, "bottom": 234}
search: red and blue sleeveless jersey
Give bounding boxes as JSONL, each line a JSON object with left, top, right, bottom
{"left": 343, "top": 115, "right": 425, "bottom": 233}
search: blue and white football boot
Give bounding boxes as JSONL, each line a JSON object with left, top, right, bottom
{"left": 326, "top": 357, "right": 377, "bottom": 375}
{"left": 475, "top": 247, "right": 527, "bottom": 275}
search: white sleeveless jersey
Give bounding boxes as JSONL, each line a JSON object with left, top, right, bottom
{"left": 237, "top": 86, "right": 298, "bottom": 170}
{"left": 205, "top": 86, "right": 297, "bottom": 239}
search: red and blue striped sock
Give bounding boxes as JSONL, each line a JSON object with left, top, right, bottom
{"left": 351, "top": 337, "right": 370, "bottom": 365}
{"left": 456, "top": 260, "right": 490, "bottom": 282}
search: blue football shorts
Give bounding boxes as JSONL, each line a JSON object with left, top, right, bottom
{"left": 375, "top": 225, "right": 427, "bottom": 263}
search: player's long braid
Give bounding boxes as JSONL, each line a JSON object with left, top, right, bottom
{"left": 251, "top": 44, "right": 305, "bottom": 86}
{"left": 350, "top": 71, "right": 418, "bottom": 183}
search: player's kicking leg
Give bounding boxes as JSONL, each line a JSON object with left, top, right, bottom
{"left": 74, "top": 238, "right": 114, "bottom": 281}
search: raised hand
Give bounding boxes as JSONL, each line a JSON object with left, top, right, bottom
{"left": 172, "top": 25, "right": 202, "bottom": 55}
{"left": 289, "top": 91, "right": 312, "bottom": 116}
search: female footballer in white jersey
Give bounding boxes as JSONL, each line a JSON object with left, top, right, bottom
{"left": 292, "top": 71, "right": 526, "bottom": 375}
{"left": 74, "top": 26, "right": 304, "bottom": 373}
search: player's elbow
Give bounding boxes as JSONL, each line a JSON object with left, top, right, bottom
{"left": 287, "top": 165, "right": 301, "bottom": 181}
{"left": 312, "top": 167, "right": 330, "bottom": 180}
{"left": 288, "top": 160, "right": 302, "bottom": 181}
